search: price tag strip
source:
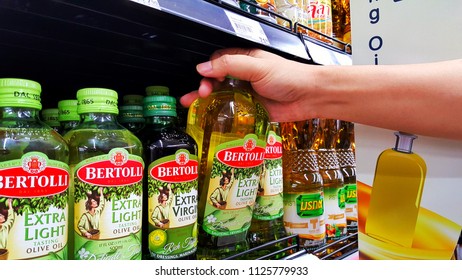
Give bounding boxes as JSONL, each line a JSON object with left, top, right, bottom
{"left": 224, "top": 10, "right": 270, "bottom": 46}
{"left": 130, "top": 0, "right": 161, "bottom": 10}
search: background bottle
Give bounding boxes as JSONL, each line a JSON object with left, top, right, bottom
{"left": 314, "top": 118, "right": 346, "bottom": 257}
{"left": 365, "top": 132, "right": 426, "bottom": 248}
{"left": 41, "top": 107, "right": 63, "bottom": 135}
{"left": 64, "top": 88, "right": 144, "bottom": 260}
{"left": 281, "top": 119, "right": 326, "bottom": 255}
{"left": 186, "top": 77, "right": 269, "bottom": 259}
{"left": 335, "top": 120, "right": 357, "bottom": 241}
{"left": 58, "top": 99, "right": 80, "bottom": 136}
{"left": 299, "top": 0, "right": 333, "bottom": 44}
{"left": 118, "top": 105, "right": 145, "bottom": 135}
{"left": 247, "top": 121, "right": 288, "bottom": 259}
{"left": 0, "top": 78, "right": 70, "bottom": 260}
{"left": 137, "top": 95, "right": 198, "bottom": 260}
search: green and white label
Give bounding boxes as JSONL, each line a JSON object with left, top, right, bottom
{"left": 203, "top": 134, "right": 266, "bottom": 236}
{"left": 73, "top": 148, "right": 144, "bottom": 260}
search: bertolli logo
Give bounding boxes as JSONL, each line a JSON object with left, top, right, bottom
{"left": 151, "top": 151, "right": 198, "bottom": 183}
{"left": 216, "top": 135, "right": 265, "bottom": 168}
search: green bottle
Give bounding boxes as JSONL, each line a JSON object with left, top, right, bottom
{"left": 0, "top": 78, "right": 70, "bottom": 260}
{"left": 247, "top": 121, "right": 288, "bottom": 259}
{"left": 137, "top": 95, "right": 198, "bottom": 260}
{"left": 64, "top": 88, "right": 144, "bottom": 260}
{"left": 42, "top": 107, "right": 63, "bottom": 135}
{"left": 186, "top": 77, "right": 269, "bottom": 260}
{"left": 118, "top": 105, "right": 145, "bottom": 135}
{"left": 58, "top": 99, "right": 80, "bottom": 136}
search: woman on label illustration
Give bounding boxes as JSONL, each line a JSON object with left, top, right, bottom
{"left": 0, "top": 198, "right": 14, "bottom": 260}
{"left": 152, "top": 184, "right": 173, "bottom": 229}
{"left": 210, "top": 168, "right": 235, "bottom": 210}
{"left": 78, "top": 187, "right": 105, "bottom": 239}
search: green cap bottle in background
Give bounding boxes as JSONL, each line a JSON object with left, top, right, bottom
{"left": 145, "top": 85, "right": 169, "bottom": 96}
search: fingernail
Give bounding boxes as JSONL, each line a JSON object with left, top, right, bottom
{"left": 197, "top": 61, "right": 213, "bottom": 73}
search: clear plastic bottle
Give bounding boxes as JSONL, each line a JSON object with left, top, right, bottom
{"left": 64, "top": 88, "right": 144, "bottom": 260}
{"left": 0, "top": 78, "right": 70, "bottom": 260}
{"left": 137, "top": 95, "right": 198, "bottom": 260}
{"left": 313, "top": 118, "right": 346, "bottom": 256}
{"left": 247, "top": 121, "right": 288, "bottom": 258}
{"left": 281, "top": 119, "right": 326, "bottom": 255}
{"left": 186, "top": 77, "right": 269, "bottom": 259}
{"left": 58, "top": 99, "right": 80, "bottom": 136}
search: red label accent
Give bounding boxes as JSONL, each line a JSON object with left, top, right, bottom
{"left": 151, "top": 160, "right": 198, "bottom": 183}
{"left": 77, "top": 160, "right": 143, "bottom": 186}
{"left": 0, "top": 167, "right": 69, "bottom": 197}
{"left": 265, "top": 141, "right": 283, "bottom": 160}
{"left": 216, "top": 146, "right": 266, "bottom": 168}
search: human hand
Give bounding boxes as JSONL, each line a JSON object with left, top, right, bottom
{"left": 180, "top": 48, "right": 320, "bottom": 122}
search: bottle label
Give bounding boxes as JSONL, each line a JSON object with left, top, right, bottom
{"left": 325, "top": 184, "right": 347, "bottom": 242}
{"left": 73, "top": 148, "right": 144, "bottom": 260}
{"left": 202, "top": 134, "right": 266, "bottom": 237}
{"left": 0, "top": 152, "right": 70, "bottom": 260}
{"left": 283, "top": 192, "right": 325, "bottom": 248}
{"left": 344, "top": 183, "right": 358, "bottom": 233}
{"left": 253, "top": 131, "right": 284, "bottom": 220}
{"left": 147, "top": 149, "right": 198, "bottom": 259}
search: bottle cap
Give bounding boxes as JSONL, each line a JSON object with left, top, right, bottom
{"left": 0, "top": 78, "right": 42, "bottom": 110}
{"left": 123, "top": 94, "right": 144, "bottom": 105}
{"left": 58, "top": 99, "right": 80, "bottom": 121}
{"left": 76, "top": 88, "right": 119, "bottom": 115}
{"left": 145, "top": 85, "right": 170, "bottom": 96}
{"left": 118, "top": 105, "right": 145, "bottom": 124}
{"left": 393, "top": 131, "right": 417, "bottom": 153}
{"left": 143, "top": 95, "right": 177, "bottom": 117}
{"left": 41, "top": 108, "right": 61, "bottom": 126}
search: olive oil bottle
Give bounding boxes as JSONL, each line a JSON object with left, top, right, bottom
{"left": 0, "top": 78, "right": 70, "bottom": 260}
{"left": 58, "top": 99, "right": 80, "bottom": 136}
{"left": 186, "top": 77, "right": 269, "bottom": 259}
{"left": 64, "top": 88, "right": 144, "bottom": 260}
{"left": 137, "top": 95, "right": 198, "bottom": 260}
{"left": 314, "top": 119, "right": 346, "bottom": 256}
{"left": 247, "top": 122, "right": 288, "bottom": 258}
{"left": 365, "top": 132, "right": 426, "bottom": 248}
{"left": 281, "top": 119, "right": 326, "bottom": 254}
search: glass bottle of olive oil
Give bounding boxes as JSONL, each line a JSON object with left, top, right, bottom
{"left": 281, "top": 119, "right": 326, "bottom": 255}
{"left": 58, "top": 99, "right": 80, "bottom": 136}
{"left": 137, "top": 95, "right": 198, "bottom": 260}
{"left": 0, "top": 78, "right": 70, "bottom": 260}
{"left": 247, "top": 122, "right": 288, "bottom": 259}
{"left": 186, "top": 77, "right": 268, "bottom": 259}
{"left": 313, "top": 118, "right": 346, "bottom": 256}
{"left": 64, "top": 88, "right": 144, "bottom": 260}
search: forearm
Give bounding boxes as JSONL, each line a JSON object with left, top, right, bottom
{"left": 310, "top": 60, "right": 462, "bottom": 140}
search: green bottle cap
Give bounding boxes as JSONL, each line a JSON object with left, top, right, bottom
{"left": 0, "top": 78, "right": 42, "bottom": 110}
{"left": 118, "top": 105, "right": 145, "bottom": 123}
{"left": 145, "top": 85, "right": 170, "bottom": 96}
{"left": 41, "top": 108, "right": 61, "bottom": 126}
{"left": 58, "top": 99, "right": 80, "bottom": 122}
{"left": 123, "top": 94, "right": 144, "bottom": 105}
{"left": 143, "top": 95, "right": 177, "bottom": 117}
{"left": 76, "top": 88, "right": 119, "bottom": 115}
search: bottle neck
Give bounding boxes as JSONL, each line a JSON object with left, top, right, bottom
{"left": 81, "top": 112, "right": 118, "bottom": 123}
{"left": 145, "top": 115, "right": 177, "bottom": 126}
{"left": 1, "top": 106, "right": 40, "bottom": 119}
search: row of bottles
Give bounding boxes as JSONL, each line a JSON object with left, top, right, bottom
{"left": 0, "top": 77, "right": 356, "bottom": 260}
{"left": 226, "top": 0, "right": 351, "bottom": 49}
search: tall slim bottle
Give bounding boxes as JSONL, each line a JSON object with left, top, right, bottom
{"left": 42, "top": 107, "right": 63, "bottom": 135}
{"left": 64, "top": 88, "right": 144, "bottom": 260}
{"left": 0, "top": 78, "right": 70, "bottom": 260}
{"left": 58, "top": 99, "right": 80, "bottom": 136}
{"left": 314, "top": 118, "right": 346, "bottom": 255}
{"left": 137, "top": 95, "right": 198, "bottom": 260}
{"left": 186, "top": 77, "right": 268, "bottom": 259}
{"left": 247, "top": 121, "right": 287, "bottom": 258}
{"left": 365, "top": 132, "right": 426, "bottom": 248}
{"left": 335, "top": 120, "right": 357, "bottom": 239}
{"left": 281, "top": 119, "right": 326, "bottom": 254}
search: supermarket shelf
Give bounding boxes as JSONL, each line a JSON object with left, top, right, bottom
{"left": 0, "top": 0, "right": 351, "bottom": 108}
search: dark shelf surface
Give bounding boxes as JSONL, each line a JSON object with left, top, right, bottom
{"left": 0, "top": 0, "right": 350, "bottom": 108}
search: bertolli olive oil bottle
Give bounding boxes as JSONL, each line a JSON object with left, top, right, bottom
{"left": 186, "top": 77, "right": 268, "bottom": 259}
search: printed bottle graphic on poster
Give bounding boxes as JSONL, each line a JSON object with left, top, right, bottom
{"left": 0, "top": 78, "right": 70, "bottom": 260}
{"left": 186, "top": 76, "right": 269, "bottom": 260}
{"left": 64, "top": 88, "right": 144, "bottom": 260}
{"left": 365, "top": 131, "right": 427, "bottom": 248}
